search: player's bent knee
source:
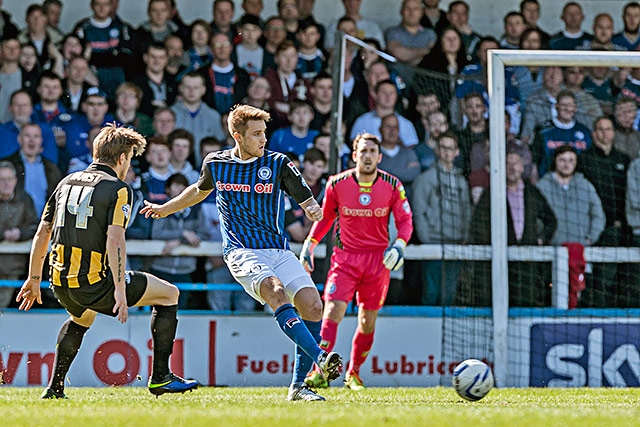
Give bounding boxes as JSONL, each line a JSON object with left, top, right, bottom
{"left": 143, "top": 273, "right": 180, "bottom": 305}
{"left": 324, "top": 300, "right": 348, "bottom": 323}
{"left": 164, "top": 283, "right": 180, "bottom": 304}
{"left": 298, "top": 298, "right": 323, "bottom": 321}
{"left": 307, "top": 294, "right": 323, "bottom": 314}
{"left": 293, "top": 287, "right": 323, "bottom": 320}
{"left": 72, "top": 310, "right": 97, "bottom": 328}
{"left": 262, "top": 291, "right": 289, "bottom": 310}
{"left": 359, "top": 313, "right": 378, "bottom": 334}
{"left": 359, "top": 322, "right": 375, "bottom": 334}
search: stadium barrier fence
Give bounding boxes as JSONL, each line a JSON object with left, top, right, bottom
{"left": 2, "top": 239, "right": 640, "bottom": 311}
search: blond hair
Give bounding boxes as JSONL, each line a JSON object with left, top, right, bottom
{"left": 227, "top": 104, "right": 271, "bottom": 136}
{"left": 115, "top": 81, "right": 143, "bottom": 102}
{"left": 93, "top": 123, "right": 147, "bottom": 166}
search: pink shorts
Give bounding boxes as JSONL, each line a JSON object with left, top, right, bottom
{"left": 323, "top": 247, "right": 390, "bottom": 311}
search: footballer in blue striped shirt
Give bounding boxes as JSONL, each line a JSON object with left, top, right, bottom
{"left": 141, "top": 104, "right": 342, "bottom": 401}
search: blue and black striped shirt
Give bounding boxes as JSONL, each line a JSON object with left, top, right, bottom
{"left": 197, "top": 149, "right": 313, "bottom": 254}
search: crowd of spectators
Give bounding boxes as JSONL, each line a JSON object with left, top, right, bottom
{"left": 3, "top": 0, "right": 640, "bottom": 310}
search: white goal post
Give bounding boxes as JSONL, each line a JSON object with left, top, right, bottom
{"left": 488, "top": 49, "right": 640, "bottom": 387}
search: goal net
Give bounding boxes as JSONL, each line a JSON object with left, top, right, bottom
{"left": 487, "top": 50, "right": 640, "bottom": 388}
{"left": 333, "top": 37, "right": 640, "bottom": 388}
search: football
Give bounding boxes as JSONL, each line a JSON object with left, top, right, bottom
{"left": 452, "top": 359, "right": 494, "bottom": 401}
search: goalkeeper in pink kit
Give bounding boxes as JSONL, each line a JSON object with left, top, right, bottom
{"left": 300, "top": 133, "right": 413, "bottom": 390}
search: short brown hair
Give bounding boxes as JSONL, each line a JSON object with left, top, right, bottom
{"left": 168, "top": 128, "right": 194, "bottom": 151}
{"left": 148, "top": 0, "right": 170, "bottom": 13}
{"left": 276, "top": 39, "right": 297, "bottom": 55}
{"left": 165, "top": 172, "right": 189, "bottom": 190}
{"left": 146, "top": 135, "right": 170, "bottom": 150}
{"left": 93, "top": 123, "right": 146, "bottom": 166}
{"left": 435, "top": 131, "right": 459, "bottom": 148}
{"left": 289, "top": 98, "right": 313, "bottom": 114}
{"left": 615, "top": 95, "right": 637, "bottom": 111}
{"left": 190, "top": 19, "right": 213, "bottom": 39}
{"left": 227, "top": 104, "right": 270, "bottom": 136}
{"left": 303, "top": 147, "right": 326, "bottom": 164}
{"left": 593, "top": 115, "right": 614, "bottom": 130}
{"left": 556, "top": 89, "right": 576, "bottom": 104}
{"left": 351, "top": 132, "right": 381, "bottom": 151}
{"left": 200, "top": 136, "right": 223, "bottom": 158}
{"left": 464, "top": 92, "right": 484, "bottom": 104}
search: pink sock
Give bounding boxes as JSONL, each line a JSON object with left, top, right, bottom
{"left": 348, "top": 329, "right": 375, "bottom": 375}
{"left": 319, "top": 318, "right": 338, "bottom": 352}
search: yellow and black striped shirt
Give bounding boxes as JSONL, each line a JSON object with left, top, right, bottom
{"left": 42, "top": 164, "right": 132, "bottom": 288}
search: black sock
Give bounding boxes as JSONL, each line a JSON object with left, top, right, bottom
{"left": 150, "top": 305, "right": 178, "bottom": 382}
{"left": 49, "top": 319, "right": 89, "bottom": 394}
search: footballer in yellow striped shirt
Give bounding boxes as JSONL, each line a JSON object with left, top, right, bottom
{"left": 16, "top": 123, "right": 198, "bottom": 399}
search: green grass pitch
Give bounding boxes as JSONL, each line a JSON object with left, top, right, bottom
{"left": 3, "top": 386, "right": 640, "bottom": 427}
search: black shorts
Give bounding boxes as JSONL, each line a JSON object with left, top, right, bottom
{"left": 51, "top": 271, "right": 148, "bottom": 318}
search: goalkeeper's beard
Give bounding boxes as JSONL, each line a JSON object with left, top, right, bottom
{"left": 357, "top": 163, "right": 378, "bottom": 180}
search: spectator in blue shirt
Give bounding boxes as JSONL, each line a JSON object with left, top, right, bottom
{"left": 32, "top": 71, "right": 71, "bottom": 150}
{"left": 60, "top": 87, "right": 115, "bottom": 173}
{"left": 1, "top": 123, "right": 61, "bottom": 217}
{"left": 612, "top": 2, "right": 640, "bottom": 51}
{"left": 141, "top": 136, "right": 173, "bottom": 204}
{"left": 549, "top": 2, "right": 593, "bottom": 50}
{"left": 0, "top": 89, "right": 58, "bottom": 165}
{"left": 296, "top": 17, "right": 327, "bottom": 82}
{"left": 198, "top": 32, "right": 250, "bottom": 115}
{"left": 269, "top": 99, "right": 319, "bottom": 162}
{"left": 72, "top": 0, "right": 136, "bottom": 100}
{"left": 532, "top": 90, "right": 592, "bottom": 177}
{"left": 454, "top": 36, "right": 521, "bottom": 136}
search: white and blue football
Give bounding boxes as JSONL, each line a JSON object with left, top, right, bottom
{"left": 452, "top": 359, "right": 494, "bottom": 401}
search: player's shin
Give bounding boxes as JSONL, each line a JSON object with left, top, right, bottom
{"left": 305, "top": 316, "right": 339, "bottom": 381}
{"left": 319, "top": 318, "right": 338, "bottom": 352}
{"left": 150, "top": 305, "right": 178, "bottom": 382}
{"left": 274, "top": 303, "right": 324, "bottom": 362}
{"left": 292, "top": 319, "right": 322, "bottom": 384}
{"left": 48, "top": 319, "right": 89, "bottom": 394}
{"left": 349, "top": 328, "right": 375, "bottom": 376}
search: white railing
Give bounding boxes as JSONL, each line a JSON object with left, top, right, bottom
{"left": 3, "top": 240, "right": 639, "bottom": 311}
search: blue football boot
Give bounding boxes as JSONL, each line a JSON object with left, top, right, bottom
{"left": 148, "top": 373, "right": 198, "bottom": 396}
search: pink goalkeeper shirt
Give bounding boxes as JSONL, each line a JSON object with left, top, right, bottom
{"left": 308, "top": 169, "right": 413, "bottom": 252}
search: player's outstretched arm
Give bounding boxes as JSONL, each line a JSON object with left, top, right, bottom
{"left": 107, "top": 225, "right": 128, "bottom": 323}
{"left": 141, "top": 183, "right": 211, "bottom": 219}
{"left": 16, "top": 220, "right": 52, "bottom": 310}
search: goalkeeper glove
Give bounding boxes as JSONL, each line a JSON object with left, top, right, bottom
{"left": 383, "top": 239, "right": 406, "bottom": 271}
{"left": 300, "top": 239, "right": 317, "bottom": 273}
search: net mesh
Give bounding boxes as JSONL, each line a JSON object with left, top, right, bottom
{"left": 338, "top": 49, "right": 640, "bottom": 387}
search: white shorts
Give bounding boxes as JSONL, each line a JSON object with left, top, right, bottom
{"left": 224, "top": 248, "right": 316, "bottom": 305}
